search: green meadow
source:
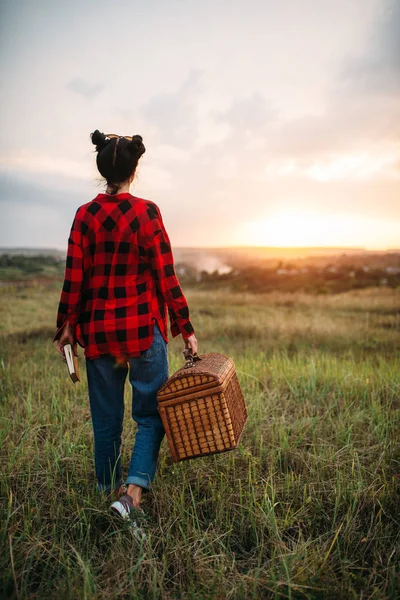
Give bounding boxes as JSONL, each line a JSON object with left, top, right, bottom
{"left": 1, "top": 281, "right": 399, "bottom": 599}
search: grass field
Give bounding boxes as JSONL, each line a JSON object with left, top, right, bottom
{"left": 1, "top": 281, "right": 399, "bottom": 599}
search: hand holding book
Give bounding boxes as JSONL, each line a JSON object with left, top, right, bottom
{"left": 54, "top": 319, "right": 80, "bottom": 383}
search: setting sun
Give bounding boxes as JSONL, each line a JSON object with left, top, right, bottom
{"left": 240, "top": 212, "right": 400, "bottom": 249}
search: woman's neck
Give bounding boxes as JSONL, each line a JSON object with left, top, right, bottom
{"left": 106, "top": 182, "right": 131, "bottom": 195}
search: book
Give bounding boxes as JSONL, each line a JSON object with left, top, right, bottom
{"left": 64, "top": 343, "right": 80, "bottom": 383}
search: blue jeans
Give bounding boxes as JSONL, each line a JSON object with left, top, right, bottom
{"left": 85, "top": 320, "right": 169, "bottom": 495}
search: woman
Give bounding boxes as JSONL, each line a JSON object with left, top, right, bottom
{"left": 53, "top": 130, "right": 198, "bottom": 524}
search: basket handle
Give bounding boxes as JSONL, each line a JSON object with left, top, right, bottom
{"left": 182, "top": 348, "right": 202, "bottom": 369}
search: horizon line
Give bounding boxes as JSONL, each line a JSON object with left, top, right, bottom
{"left": 0, "top": 245, "right": 399, "bottom": 253}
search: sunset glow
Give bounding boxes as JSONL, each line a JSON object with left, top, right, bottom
{"left": 240, "top": 212, "right": 400, "bottom": 249}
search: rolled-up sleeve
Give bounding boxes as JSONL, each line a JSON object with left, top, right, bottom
{"left": 139, "top": 202, "right": 195, "bottom": 340}
{"left": 53, "top": 209, "right": 84, "bottom": 342}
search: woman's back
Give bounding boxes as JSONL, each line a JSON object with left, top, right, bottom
{"left": 54, "top": 190, "right": 195, "bottom": 361}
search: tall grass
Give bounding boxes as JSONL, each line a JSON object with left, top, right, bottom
{"left": 1, "top": 283, "right": 399, "bottom": 599}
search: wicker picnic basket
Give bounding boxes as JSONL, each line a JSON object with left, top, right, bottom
{"left": 157, "top": 351, "right": 248, "bottom": 463}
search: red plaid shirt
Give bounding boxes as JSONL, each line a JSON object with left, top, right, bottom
{"left": 53, "top": 192, "right": 195, "bottom": 360}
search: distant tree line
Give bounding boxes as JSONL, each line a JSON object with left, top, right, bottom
{"left": 0, "top": 253, "right": 399, "bottom": 293}
{"left": 178, "top": 264, "right": 400, "bottom": 294}
{"left": 0, "top": 254, "right": 64, "bottom": 279}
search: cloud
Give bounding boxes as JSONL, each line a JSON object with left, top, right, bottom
{"left": 67, "top": 78, "right": 105, "bottom": 99}
{"left": 216, "top": 92, "right": 278, "bottom": 136}
{"left": 342, "top": 1, "right": 400, "bottom": 96}
{"left": 0, "top": 152, "right": 91, "bottom": 181}
{"left": 0, "top": 170, "right": 86, "bottom": 211}
{"left": 195, "top": 1, "right": 400, "bottom": 184}
{"left": 141, "top": 69, "right": 204, "bottom": 147}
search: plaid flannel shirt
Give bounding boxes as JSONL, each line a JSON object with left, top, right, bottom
{"left": 53, "top": 192, "right": 195, "bottom": 360}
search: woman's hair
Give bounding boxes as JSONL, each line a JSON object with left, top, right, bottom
{"left": 90, "top": 130, "right": 146, "bottom": 194}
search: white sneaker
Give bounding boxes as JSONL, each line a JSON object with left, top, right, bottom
{"left": 110, "top": 493, "right": 147, "bottom": 539}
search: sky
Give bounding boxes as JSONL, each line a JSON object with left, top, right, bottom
{"left": 0, "top": 0, "right": 399, "bottom": 250}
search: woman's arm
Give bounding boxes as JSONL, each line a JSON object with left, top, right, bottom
{"left": 139, "top": 202, "right": 195, "bottom": 340}
{"left": 53, "top": 208, "right": 84, "bottom": 354}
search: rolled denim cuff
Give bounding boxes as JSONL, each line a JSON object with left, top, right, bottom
{"left": 125, "top": 473, "right": 153, "bottom": 491}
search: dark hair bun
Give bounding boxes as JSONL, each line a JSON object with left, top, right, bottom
{"left": 91, "top": 130, "right": 110, "bottom": 152}
{"left": 129, "top": 135, "right": 146, "bottom": 158}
